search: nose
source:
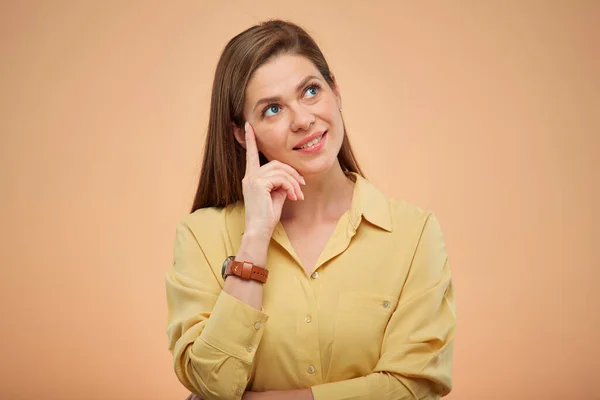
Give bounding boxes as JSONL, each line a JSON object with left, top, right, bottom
{"left": 289, "top": 105, "right": 316, "bottom": 132}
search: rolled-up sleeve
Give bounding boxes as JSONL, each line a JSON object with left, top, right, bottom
{"left": 165, "top": 219, "right": 269, "bottom": 400}
{"left": 311, "top": 213, "right": 456, "bottom": 400}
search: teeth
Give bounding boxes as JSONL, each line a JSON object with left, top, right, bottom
{"left": 299, "top": 134, "right": 324, "bottom": 149}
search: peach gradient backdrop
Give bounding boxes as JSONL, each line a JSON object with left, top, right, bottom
{"left": 1, "top": 1, "right": 598, "bottom": 399}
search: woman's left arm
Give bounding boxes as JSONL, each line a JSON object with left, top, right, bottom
{"left": 308, "top": 213, "right": 456, "bottom": 400}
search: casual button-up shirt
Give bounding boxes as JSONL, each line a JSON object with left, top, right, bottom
{"left": 165, "top": 172, "right": 456, "bottom": 400}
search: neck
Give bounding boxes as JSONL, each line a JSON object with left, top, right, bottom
{"left": 280, "top": 163, "right": 355, "bottom": 225}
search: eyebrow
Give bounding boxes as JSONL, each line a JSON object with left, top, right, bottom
{"left": 252, "top": 75, "right": 321, "bottom": 113}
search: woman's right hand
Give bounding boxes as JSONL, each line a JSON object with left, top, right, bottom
{"left": 242, "top": 122, "right": 305, "bottom": 238}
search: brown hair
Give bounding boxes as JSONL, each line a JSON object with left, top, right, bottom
{"left": 190, "top": 19, "right": 365, "bottom": 213}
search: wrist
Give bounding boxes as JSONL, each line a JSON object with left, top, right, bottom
{"left": 237, "top": 231, "right": 270, "bottom": 268}
{"left": 243, "top": 225, "right": 273, "bottom": 242}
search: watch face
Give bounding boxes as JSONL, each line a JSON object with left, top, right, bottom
{"left": 221, "top": 256, "right": 234, "bottom": 279}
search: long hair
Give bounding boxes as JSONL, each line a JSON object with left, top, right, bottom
{"left": 190, "top": 19, "right": 365, "bottom": 212}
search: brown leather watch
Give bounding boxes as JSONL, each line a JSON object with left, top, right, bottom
{"left": 221, "top": 256, "right": 269, "bottom": 283}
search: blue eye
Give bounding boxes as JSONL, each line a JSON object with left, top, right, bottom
{"left": 305, "top": 84, "right": 320, "bottom": 98}
{"left": 264, "top": 104, "right": 280, "bottom": 117}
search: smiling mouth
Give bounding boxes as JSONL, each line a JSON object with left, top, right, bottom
{"left": 293, "top": 132, "right": 327, "bottom": 150}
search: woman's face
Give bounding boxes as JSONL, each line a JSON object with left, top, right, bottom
{"left": 239, "top": 54, "right": 343, "bottom": 177}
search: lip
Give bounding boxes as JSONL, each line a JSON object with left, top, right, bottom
{"left": 293, "top": 130, "right": 327, "bottom": 150}
{"left": 293, "top": 131, "right": 327, "bottom": 154}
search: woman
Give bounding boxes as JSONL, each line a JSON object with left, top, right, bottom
{"left": 165, "top": 19, "right": 456, "bottom": 400}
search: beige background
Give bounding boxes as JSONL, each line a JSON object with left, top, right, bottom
{"left": 1, "top": 1, "right": 598, "bottom": 399}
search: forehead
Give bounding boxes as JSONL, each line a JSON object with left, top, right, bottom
{"left": 245, "top": 54, "right": 322, "bottom": 101}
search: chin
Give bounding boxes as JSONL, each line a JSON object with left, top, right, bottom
{"left": 296, "top": 157, "right": 338, "bottom": 177}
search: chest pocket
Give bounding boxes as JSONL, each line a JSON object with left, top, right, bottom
{"left": 328, "top": 291, "right": 398, "bottom": 380}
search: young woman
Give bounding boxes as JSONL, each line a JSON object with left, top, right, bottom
{"left": 165, "top": 20, "right": 456, "bottom": 400}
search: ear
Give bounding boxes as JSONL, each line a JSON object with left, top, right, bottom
{"left": 232, "top": 122, "right": 246, "bottom": 149}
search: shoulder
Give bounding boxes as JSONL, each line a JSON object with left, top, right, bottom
{"left": 388, "top": 197, "right": 433, "bottom": 227}
{"left": 171, "top": 202, "right": 245, "bottom": 268}
{"left": 357, "top": 172, "right": 431, "bottom": 229}
{"left": 178, "top": 205, "right": 226, "bottom": 227}
{"left": 378, "top": 188, "right": 441, "bottom": 240}
{"left": 353, "top": 172, "right": 437, "bottom": 234}
{"left": 175, "top": 201, "right": 244, "bottom": 238}
{"left": 385, "top": 197, "right": 446, "bottom": 249}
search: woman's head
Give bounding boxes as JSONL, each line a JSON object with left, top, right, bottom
{"left": 191, "top": 19, "right": 364, "bottom": 212}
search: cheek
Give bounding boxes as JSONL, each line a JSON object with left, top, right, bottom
{"left": 255, "top": 127, "right": 286, "bottom": 153}
{"left": 318, "top": 97, "right": 341, "bottom": 122}
{"left": 319, "top": 103, "right": 342, "bottom": 132}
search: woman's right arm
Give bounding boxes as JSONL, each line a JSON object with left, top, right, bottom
{"left": 166, "top": 122, "right": 304, "bottom": 400}
{"left": 165, "top": 218, "right": 271, "bottom": 400}
{"left": 222, "top": 121, "right": 305, "bottom": 312}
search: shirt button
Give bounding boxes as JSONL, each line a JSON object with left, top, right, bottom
{"left": 246, "top": 345, "right": 253, "bottom": 352}
{"left": 308, "top": 365, "right": 316, "bottom": 374}
{"left": 254, "top": 322, "right": 261, "bottom": 330}
{"left": 305, "top": 315, "right": 312, "bottom": 323}
{"left": 311, "top": 271, "right": 319, "bottom": 279}
{"left": 236, "top": 387, "right": 243, "bottom": 395}
{"left": 383, "top": 301, "right": 391, "bottom": 309}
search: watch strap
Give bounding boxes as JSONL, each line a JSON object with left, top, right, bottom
{"left": 225, "top": 260, "right": 269, "bottom": 283}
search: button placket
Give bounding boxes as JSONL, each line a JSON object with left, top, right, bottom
{"left": 298, "top": 271, "right": 322, "bottom": 383}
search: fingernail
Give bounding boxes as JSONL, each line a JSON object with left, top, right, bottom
{"left": 300, "top": 176, "right": 306, "bottom": 185}
{"left": 244, "top": 122, "right": 249, "bottom": 139}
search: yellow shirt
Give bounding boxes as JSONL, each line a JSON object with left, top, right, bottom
{"left": 165, "top": 172, "right": 456, "bottom": 400}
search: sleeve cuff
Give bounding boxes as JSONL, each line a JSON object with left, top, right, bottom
{"left": 198, "top": 290, "right": 269, "bottom": 363}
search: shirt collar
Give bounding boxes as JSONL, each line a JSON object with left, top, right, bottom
{"left": 346, "top": 171, "right": 393, "bottom": 233}
{"left": 233, "top": 171, "right": 393, "bottom": 235}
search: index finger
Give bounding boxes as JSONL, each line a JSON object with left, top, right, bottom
{"left": 244, "top": 122, "right": 260, "bottom": 173}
